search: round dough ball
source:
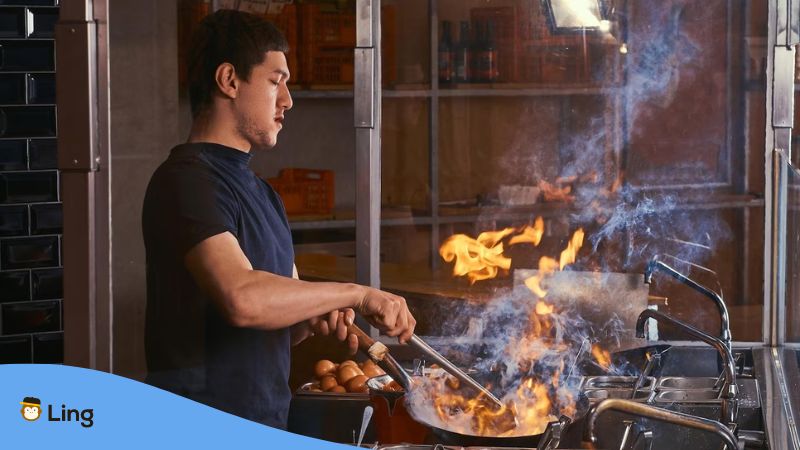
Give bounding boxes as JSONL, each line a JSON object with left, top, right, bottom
{"left": 314, "top": 360, "right": 336, "bottom": 379}
{"left": 346, "top": 375, "right": 369, "bottom": 393}
{"left": 320, "top": 375, "right": 338, "bottom": 392}
{"left": 337, "top": 365, "right": 361, "bottom": 385}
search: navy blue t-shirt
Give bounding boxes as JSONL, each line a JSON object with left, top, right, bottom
{"left": 142, "top": 142, "right": 295, "bottom": 428}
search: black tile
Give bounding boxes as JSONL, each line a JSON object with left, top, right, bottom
{"left": 32, "top": 331, "right": 61, "bottom": 363}
{"left": 30, "top": 202, "right": 59, "bottom": 234}
{"left": 1, "top": 299, "right": 59, "bottom": 334}
{"left": 0, "top": 269, "right": 28, "bottom": 301}
{"left": 0, "top": 1, "right": 56, "bottom": 5}
{"left": 0, "top": 106, "right": 56, "bottom": 137}
{"left": 29, "top": 138, "right": 55, "bottom": 169}
{"left": 0, "top": 40, "right": 54, "bottom": 71}
{"left": 0, "top": 139, "right": 25, "bottom": 170}
{"left": 0, "top": 204, "right": 26, "bottom": 236}
{"left": 0, "top": 73, "right": 24, "bottom": 104}
{"left": 0, "top": 335, "right": 31, "bottom": 363}
{"left": 28, "top": 8, "right": 57, "bottom": 38}
{"left": 0, "top": 171, "right": 58, "bottom": 203}
{"left": 0, "top": 8, "right": 24, "bottom": 38}
{"left": 27, "top": 73, "right": 54, "bottom": 103}
{"left": 1, "top": 235, "right": 58, "bottom": 269}
{"left": 31, "top": 267, "right": 58, "bottom": 299}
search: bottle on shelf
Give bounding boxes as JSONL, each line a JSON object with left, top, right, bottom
{"left": 454, "top": 21, "right": 471, "bottom": 83}
{"left": 474, "top": 19, "right": 499, "bottom": 83}
{"left": 438, "top": 20, "right": 455, "bottom": 84}
{"left": 470, "top": 20, "right": 482, "bottom": 82}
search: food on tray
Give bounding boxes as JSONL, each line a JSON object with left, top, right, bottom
{"left": 304, "top": 359, "right": 386, "bottom": 394}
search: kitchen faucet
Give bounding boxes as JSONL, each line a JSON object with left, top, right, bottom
{"left": 635, "top": 309, "right": 738, "bottom": 424}
{"left": 644, "top": 257, "right": 732, "bottom": 351}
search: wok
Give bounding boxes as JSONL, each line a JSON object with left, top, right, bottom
{"left": 367, "top": 375, "right": 586, "bottom": 448}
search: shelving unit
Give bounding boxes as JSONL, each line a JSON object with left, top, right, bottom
{"left": 274, "top": 0, "right": 770, "bottom": 341}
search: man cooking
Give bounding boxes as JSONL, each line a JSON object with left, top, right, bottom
{"left": 141, "top": 9, "right": 416, "bottom": 429}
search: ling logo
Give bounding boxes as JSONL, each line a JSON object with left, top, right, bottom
{"left": 20, "top": 397, "right": 42, "bottom": 421}
{"left": 19, "top": 396, "right": 94, "bottom": 428}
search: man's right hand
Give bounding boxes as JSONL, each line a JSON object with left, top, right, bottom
{"left": 355, "top": 287, "right": 416, "bottom": 344}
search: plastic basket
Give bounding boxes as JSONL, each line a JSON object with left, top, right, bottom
{"left": 268, "top": 168, "right": 335, "bottom": 216}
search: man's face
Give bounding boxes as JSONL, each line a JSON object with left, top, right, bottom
{"left": 233, "top": 51, "right": 293, "bottom": 150}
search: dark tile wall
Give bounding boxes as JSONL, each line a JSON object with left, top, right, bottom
{"left": 0, "top": 1, "right": 61, "bottom": 364}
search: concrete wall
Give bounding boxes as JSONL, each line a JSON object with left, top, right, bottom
{"left": 109, "top": 0, "right": 183, "bottom": 380}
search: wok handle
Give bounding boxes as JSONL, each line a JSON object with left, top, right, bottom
{"left": 347, "top": 323, "right": 413, "bottom": 390}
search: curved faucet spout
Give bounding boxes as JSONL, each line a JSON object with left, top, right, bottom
{"left": 585, "top": 399, "right": 739, "bottom": 450}
{"left": 636, "top": 309, "right": 737, "bottom": 401}
{"left": 644, "top": 258, "right": 732, "bottom": 350}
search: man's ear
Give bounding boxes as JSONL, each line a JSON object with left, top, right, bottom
{"left": 215, "top": 62, "right": 239, "bottom": 100}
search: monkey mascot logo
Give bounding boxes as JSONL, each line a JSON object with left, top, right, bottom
{"left": 20, "top": 397, "right": 42, "bottom": 421}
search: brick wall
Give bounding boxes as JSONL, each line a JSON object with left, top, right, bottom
{"left": 0, "top": 0, "right": 62, "bottom": 364}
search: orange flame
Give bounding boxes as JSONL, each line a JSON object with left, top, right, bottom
{"left": 439, "top": 228, "right": 515, "bottom": 283}
{"left": 430, "top": 223, "right": 607, "bottom": 437}
{"left": 538, "top": 179, "right": 575, "bottom": 203}
{"left": 534, "top": 301, "right": 554, "bottom": 315}
{"left": 509, "top": 217, "right": 545, "bottom": 247}
{"left": 559, "top": 228, "right": 585, "bottom": 270}
{"left": 592, "top": 345, "right": 612, "bottom": 370}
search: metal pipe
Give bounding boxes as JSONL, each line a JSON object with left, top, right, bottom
{"left": 585, "top": 399, "right": 739, "bottom": 450}
{"left": 644, "top": 258, "right": 732, "bottom": 350}
{"left": 635, "top": 309, "right": 737, "bottom": 400}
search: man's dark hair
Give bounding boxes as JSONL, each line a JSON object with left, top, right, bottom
{"left": 188, "top": 9, "right": 289, "bottom": 117}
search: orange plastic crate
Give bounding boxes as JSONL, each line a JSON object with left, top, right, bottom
{"left": 299, "top": 3, "right": 356, "bottom": 47}
{"left": 265, "top": 4, "right": 299, "bottom": 78}
{"left": 268, "top": 168, "right": 335, "bottom": 216}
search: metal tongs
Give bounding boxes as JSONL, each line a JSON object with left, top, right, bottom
{"left": 347, "top": 324, "right": 510, "bottom": 413}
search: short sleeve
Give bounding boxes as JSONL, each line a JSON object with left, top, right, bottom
{"left": 144, "top": 159, "right": 239, "bottom": 257}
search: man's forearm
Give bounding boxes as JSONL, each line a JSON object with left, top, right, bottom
{"left": 221, "top": 270, "right": 365, "bottom": 330}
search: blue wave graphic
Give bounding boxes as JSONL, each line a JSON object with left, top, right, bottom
{"left": 1, "top": 364, "right": 355, "bottom": 449}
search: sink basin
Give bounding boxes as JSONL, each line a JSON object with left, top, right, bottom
{"left": 584, "top": 376, "right": 656, "bottom": 390}
{"left": 657, "top": 377, "right": 719, "bottom": 390}
{"left": 655, "top": 390, "right": 720, "bottom": 403}
{"left": 584, "top": 389, "right": 653, "bottom": 402}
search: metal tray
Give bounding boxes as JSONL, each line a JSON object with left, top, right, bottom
{"left": 583, "top": 375, "right": 656, "bottom": 391}
{"left": 295, "top": 381, "right": 369, "bottom": 398}
{"left": 584, "top": 389, "right": 654, "bottom": 402}
{"left": 656, "top": 377, "right": 720, "bottom": 390}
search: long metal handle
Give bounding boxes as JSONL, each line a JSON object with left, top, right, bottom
{"left": 586, "top": 399, "right": 739, "bottom": 450}
{"left": 407, "top": 334, "right": 504, "bottom": 409}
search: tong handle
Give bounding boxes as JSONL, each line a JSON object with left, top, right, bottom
{"left": 347, "top": 323, "right": 412, "bottom": 390}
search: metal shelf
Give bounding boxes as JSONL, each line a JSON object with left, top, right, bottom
{"left": 437, "top": 86, "right": 614, "bottom": 97}
{"left": 290, "top": 89, "right": 352, "bottom": 99}
{"left": 288, "top": 197, "right": 764, "bottom": 231}
{"left": 291, "top": 86, "right": 615, "bottom": 99}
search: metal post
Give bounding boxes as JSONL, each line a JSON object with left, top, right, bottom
{"left": 354, "top": 0, "right": 382, "bottom": 335}
{"left": 56, "top": 0, "right": 112, "bottom": 370}
{"left": 764, "top": 0, "right": 796, "bottom": 346}
{"left": 429, "top": 0, "right": 440, "bottom": 270}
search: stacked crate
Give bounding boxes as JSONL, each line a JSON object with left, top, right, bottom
{"left": 265, "top": 3, "right": 299, "bottom": 82}
{"left": 298, "top": 2, "right": 396, "bottom": 86}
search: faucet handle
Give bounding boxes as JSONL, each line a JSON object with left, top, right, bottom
{"left": 619, "top": 420, "right": 653, "bottom": 450}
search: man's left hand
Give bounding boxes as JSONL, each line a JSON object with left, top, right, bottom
{"left": 292, "top": 308, "right": 358, "bottom": 354}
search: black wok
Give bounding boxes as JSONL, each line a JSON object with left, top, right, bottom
{"left": 367, "top": 374, "right": 588, "bottom": 448}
